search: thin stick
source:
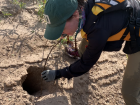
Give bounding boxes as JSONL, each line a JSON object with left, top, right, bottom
{"left": 43, "top": 40, "right": 62, "bottom": 70}
{"left": 40, "top": 39, "right": 62, "bottom": 95}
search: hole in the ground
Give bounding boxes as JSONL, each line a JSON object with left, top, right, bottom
{"left": 22, "top": 66, "right": 47, "bottom": 95}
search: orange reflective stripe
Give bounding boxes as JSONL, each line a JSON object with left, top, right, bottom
{"left": 123, "top": 32, "right": 130, "bottom": 41}
{"left": 96, "top": 3, "right": 111, "bottom": 10}
{"left": 123, "top": 28, "right": 140, "bottom": 40}
{"left": 81, "top": 28, "right": 140, "bottom": 42}
{"left": 107, "top": 28, "right": 130, "bottom": 41}
{"left": 116, "top": 0, "right": 125, "bottom": 3}
{"left": 108, "top": 28, "right": 140, "bottom": 41}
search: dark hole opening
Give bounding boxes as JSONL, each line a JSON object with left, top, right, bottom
{"left": 22, "top": 66, "right": 45, "bottom": 95}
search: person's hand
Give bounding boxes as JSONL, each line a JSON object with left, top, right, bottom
{"left": 41, "top": 70, "right": 56, "bottom": 82}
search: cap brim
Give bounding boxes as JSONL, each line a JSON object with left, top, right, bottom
{"left": 44, "top": 22, "right": 65, "bottom": 40}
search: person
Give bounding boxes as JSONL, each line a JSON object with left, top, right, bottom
{"left": 41, "top": 0, "right": 140, "bottom": 104}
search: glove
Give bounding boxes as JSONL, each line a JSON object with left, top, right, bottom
{"left": 41, "top": 70, "right": 56, "bottom": 82}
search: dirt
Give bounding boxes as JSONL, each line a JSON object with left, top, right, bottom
{"left": 0, "top": 0, "right": 127, "bottom": 105}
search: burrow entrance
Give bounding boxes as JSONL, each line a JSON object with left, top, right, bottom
{"left": 22, "top": 66, "right": 47, "bottom": 95}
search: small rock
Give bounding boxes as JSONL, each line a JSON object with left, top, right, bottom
{"left": 51, "top": 53, "right": 59, "bottom": 58}
{"left": 13, "top": 82, "right": 17, "bottom": 86}
{"left": 16, "top": 94, "right": 21, "bottom": 98}
{"left": 4, "top": 81, "right": 11, "bottom": 87}
{"left": 5, "top": 80, "right": 17, "bottom": 87}
{"left": 29, "top": 96, "right": 35, "bottom": 102}
{"left": 12, "top": 87, "right": 17, "bottom": 91}
{"left": 23, "top": 99, "right": 32, "bottom": 105}
{"left": 7, "top": 93, "right": 13, "bottom": 98}
{"left": 22, "top": 94, "right": 28, "bottom": 98}
{"left": 14, "top": 77, "right": 21, "bottom": 82}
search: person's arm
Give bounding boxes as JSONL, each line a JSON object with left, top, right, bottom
{"left": 60, "top": 28, "right": 110, "bottom": 78}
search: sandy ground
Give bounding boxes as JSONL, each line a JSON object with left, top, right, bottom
{"left": 0, "top": 0, "right": 128, "bottom": 105}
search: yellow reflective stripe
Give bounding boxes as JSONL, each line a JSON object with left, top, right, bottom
{"left": 116, "top": 0, "right": 125, "bottom": 3}
{"left": 96, "top": 3, "right": 111, "bottom": 10}
{"left": 80, "top": 29, "right": 89, "bottom": 42}
{"left": 81, "top": 29, "right": 87, "bottom": 39}
{"left": 92, "top": 6, "right": 103, "bottom": 15}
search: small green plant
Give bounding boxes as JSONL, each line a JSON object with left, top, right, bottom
{"left": 58, "top": 36, "right": 74, "bottom": 44}
{"left": 11, "top": 0, "right": 26, "bottom": 9}
{"left": 37, "top": 0, "right": 47, "bottom": 21}
{"left": 2, "top": 11, "right": 12, "bottom": 17}
{"left": 57, "top": 36, "right": 74, "bottom": 49}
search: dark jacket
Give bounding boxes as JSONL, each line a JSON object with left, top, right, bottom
{"left": 60, "top": 0, "right": 139, "bottom": 79}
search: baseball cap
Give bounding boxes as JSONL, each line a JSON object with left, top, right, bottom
{"left": 44, "top": 0, "right": 78, "bottom": 40}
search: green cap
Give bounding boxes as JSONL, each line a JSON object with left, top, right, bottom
{"left": 44, "top": 0, "right": 78, "bottom": 40}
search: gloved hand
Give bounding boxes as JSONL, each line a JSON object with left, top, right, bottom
{"left": 41, "top": 70, "right": 56, "bottom": 82}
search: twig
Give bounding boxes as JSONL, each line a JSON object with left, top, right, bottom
{"left": 40, "top": 39, "right": 62, "bottom": 95}
{"left": 43, "top": 39, "right": 62, "bottom": 70}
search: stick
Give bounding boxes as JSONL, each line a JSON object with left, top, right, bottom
{"left": 43, "top": 40, "right": 62, "bottom": 70}
{"left": 40, "top": 39, "right": 62, "bottom": 96}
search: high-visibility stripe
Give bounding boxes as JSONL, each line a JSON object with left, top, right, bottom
{"left": 81, "top": 29, "right": 87, "bottom": 39}
{"left": 80, "top": 29, "right": 89, "bottom": 42}
{"left": 123, "top": 28, "right": 140, "bottom": 40}
{"left": 96, "top": 3, "right": 111, "bottom": 10}
{"left": 116, "top": 0, "right": 125, "bottom": 3}
{"left": 107, "top": 28, "right": 130, "bottom": 41}
{"left": 107, "top": 28, "right": 140, "bottom": 41}
{"left": 81, "top": 28, "right": 140, "bottom": 42}
{"left": 92, "top": 6, "right": 104, "bottom": 15}
{"left": 123, "top": 32, "right": 130, "bottom": 41}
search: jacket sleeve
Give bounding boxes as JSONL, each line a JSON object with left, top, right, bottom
{"left": 69, "top": 27, "right": 110, "bottom": 77}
